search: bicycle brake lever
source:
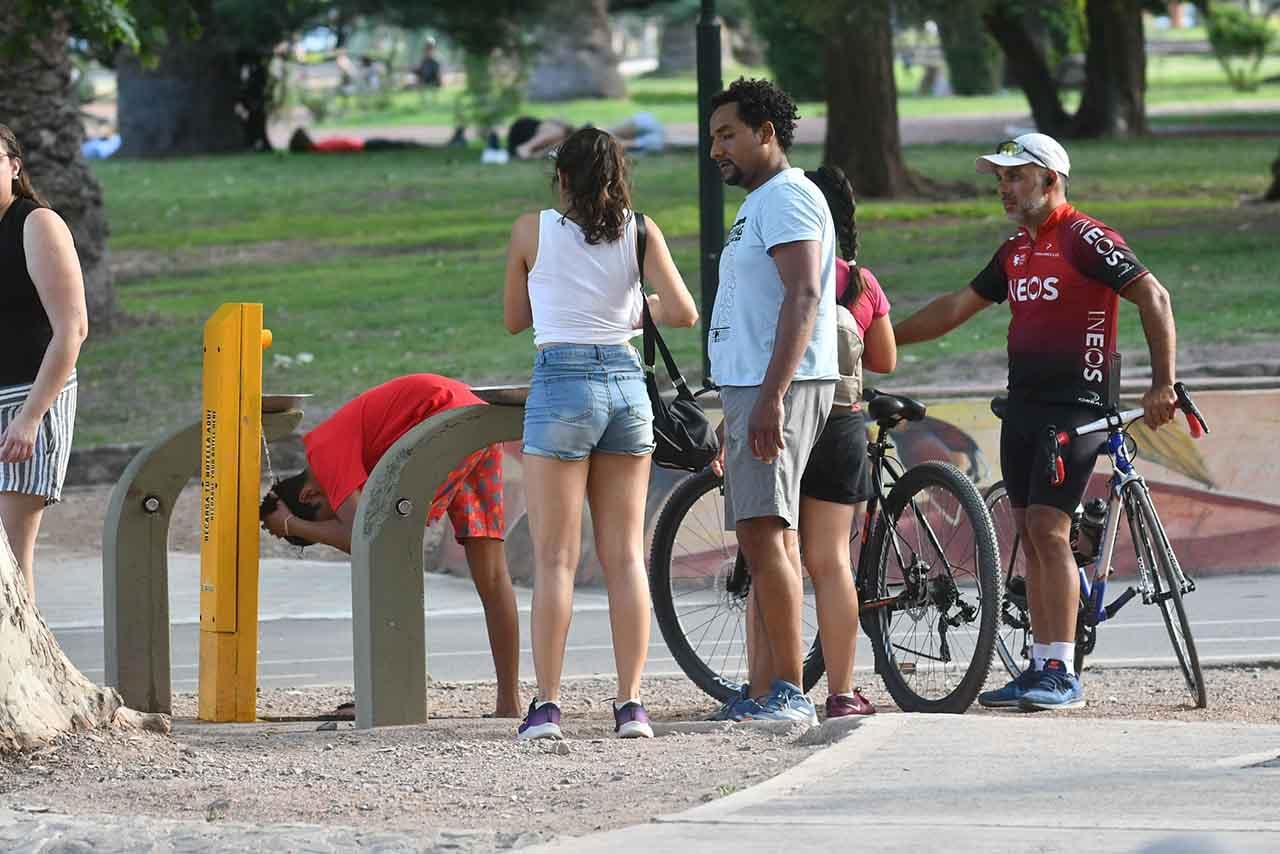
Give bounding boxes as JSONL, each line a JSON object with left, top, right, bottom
{"left": 1044, "top": 426, "right": 1066, "bottom": 487}
{"left": 1173, "top": 382, "right": 1209, "bottom": 438}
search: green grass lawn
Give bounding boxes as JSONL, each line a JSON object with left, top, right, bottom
{"left": 311, "top": 54, "right": 1280, "bottom": 131}
{"left": 83, "top": 134, "right": 1280, "bottom": 446}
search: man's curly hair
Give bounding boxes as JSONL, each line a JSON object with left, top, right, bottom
{"left": 709, "top": 77, "right": 801, "bottom": 152}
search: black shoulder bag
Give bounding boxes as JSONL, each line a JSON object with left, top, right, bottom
{"left": 634, "top": 212, "right": 719, "bottom": 472}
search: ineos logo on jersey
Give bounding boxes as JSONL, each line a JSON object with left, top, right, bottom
{"left": 1012, "top": 253, "right": 1027, "bottom": 267}
{"left": 1070, "top": 218, "right": 1137, "bottom": 277}
{"left": 1008, "top": 276, "right": 1060, "bottom": 302}
{"left": 1082, "top": 310, "right": 1107, "bottom": 383}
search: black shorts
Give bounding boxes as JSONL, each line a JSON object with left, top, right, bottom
{"left": 800, "top": 408, "right": 874, "bottom": 505}
{"left": 1000, "top": 400, "right": 1106, "bottom": 515}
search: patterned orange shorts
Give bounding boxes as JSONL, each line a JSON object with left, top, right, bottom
{"left": 426, "top": 444, "right": 505, "bottom": 541}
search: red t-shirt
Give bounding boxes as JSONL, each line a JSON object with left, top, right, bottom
{"left": 312, "top": 136, "right": 366, "bottom": 153}
{"left": 969, "top": 203, "right": 1147, "bottom": 407}
{"left": 303, "top": 374, "right": 485, "bottom": 510}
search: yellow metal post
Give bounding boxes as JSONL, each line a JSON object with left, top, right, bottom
{"left": 198, "top": 303, "right": 270, "bottom": 722}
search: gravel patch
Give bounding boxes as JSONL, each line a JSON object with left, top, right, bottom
{"left": 2, "top": 665, "right": 1277, "bottom": 842}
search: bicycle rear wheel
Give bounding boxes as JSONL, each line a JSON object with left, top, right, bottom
{"left": 860, "top": 462, "right": 1000, "bottom": 713}
{"left": 647, "top": 468, "right": 823, "bottom": 702}
{"left": 1124, "top": 482, "right": 1207, "bottom": 708}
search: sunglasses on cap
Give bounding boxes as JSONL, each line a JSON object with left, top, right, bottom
{"left": 995, "top": 140, "right": 1050, "bottom": 170}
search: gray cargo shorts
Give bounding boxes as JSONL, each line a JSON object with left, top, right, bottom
{"left": 721, "top": 379, "right": 835, "bottom": 530}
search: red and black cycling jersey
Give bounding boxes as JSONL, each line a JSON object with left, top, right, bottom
{"left": 969, "top": 203, "right": 1148, "bottom": 408}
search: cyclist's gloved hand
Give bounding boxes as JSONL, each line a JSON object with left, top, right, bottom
{"left": 1140, "top": 382, "right": 1177, "bottom": 430}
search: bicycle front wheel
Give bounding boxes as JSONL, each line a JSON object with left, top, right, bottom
{"left": 860, "top": 462, "right": 1001, "bottom": 713}
{"left": 1124, "top": 482, "right": 1207, "bottom": 708}
{"left": 985, "top": 483, "right": 1034, "bottom": 679}
{"left": 647, "top": 468, "right": 823, "bottom": 702}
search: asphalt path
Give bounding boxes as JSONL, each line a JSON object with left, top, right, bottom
{"left": 38, "top": 548, "right": 1280, "bottom": 698}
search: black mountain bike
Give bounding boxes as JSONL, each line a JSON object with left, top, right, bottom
{"left": 648, "top": 390, "right": 1001, "bottom": 714}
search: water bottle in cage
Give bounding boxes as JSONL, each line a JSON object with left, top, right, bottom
{"left": 1073, "top": 497, "right": 1107, "bottom": 565}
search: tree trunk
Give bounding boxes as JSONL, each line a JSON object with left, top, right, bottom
{"left": 0, "top": 522, "right": 168, "bottom": 751}
{"left": 821, "top": 1, "right": 921, "bottom": 198}
{"left": 238, "top": 52, "right": 274, "bottom": 152}
{"left": 1072, "top": 0, "right": 1148, "bottom": 137}
{"left": 937, "top": 3, "right": 1003, "bottom": 96}
{"left": 983, "top": 2, "right": 1071, "bottom": 135}
{"left": 528, "top": 0, "right": 625, "bottom": 101}
{"left": 1264, "top": 152, "right": 1280, "bottom": 202}
{"left": 116, "top": 4, "right": 245, "bottom": 158}
{"left": 0, "top": 5, "right": 116, "bottom": 327}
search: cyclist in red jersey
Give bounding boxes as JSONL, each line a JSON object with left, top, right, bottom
{"left": 893, "top": 134, "right": 1179, "bottom": 711}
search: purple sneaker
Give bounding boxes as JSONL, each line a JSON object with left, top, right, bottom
{"left": 517, "top": 700, "right": 563, "bottom": 740}
{"left": 613, "top": 701, "right": 654, "bottom": 739}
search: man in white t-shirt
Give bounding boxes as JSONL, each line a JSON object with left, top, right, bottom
{"left": 706, "top": 78, "right": 838, "bottom": 725}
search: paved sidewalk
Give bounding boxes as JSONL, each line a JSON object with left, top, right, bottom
{"left": 5, "top": 714, "right": 1278, "bottom": 852}
{"left": 541, "top": 714, "right": 1280, "bottom": 854}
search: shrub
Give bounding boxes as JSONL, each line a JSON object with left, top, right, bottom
{"left": 747, "top": 0, "right": 825, "bottom": 101}
{"left": 1207, "top": 4, "right": 1277, "bottom": 92}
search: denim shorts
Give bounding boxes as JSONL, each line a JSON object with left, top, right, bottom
{"left": 523, "top": 344, "right": 655, "bottom": 461}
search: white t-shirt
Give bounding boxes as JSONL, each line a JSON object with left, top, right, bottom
{"left": 708, "top": 168, "right": 838, "bottom": 387}
{"left": 527, "top": 209, "right": 643, "bottom": 347}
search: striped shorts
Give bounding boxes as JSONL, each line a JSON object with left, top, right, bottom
{"left": 0, "top": 373, "right": 78, "bottom": 505}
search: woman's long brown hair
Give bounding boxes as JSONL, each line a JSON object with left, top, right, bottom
{"left": 0, "top": 124, "right": 50, "bottom": 208}
{"left": 552, "top": 127, "right": 632, "bottom": 245}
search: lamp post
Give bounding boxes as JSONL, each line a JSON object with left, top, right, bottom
{"left": 696, "top": 0, "right": 724, "bottom": 384}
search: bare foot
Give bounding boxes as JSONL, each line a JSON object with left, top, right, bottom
{"left": 491, "top": 701, "right": 523, "bottom": 719}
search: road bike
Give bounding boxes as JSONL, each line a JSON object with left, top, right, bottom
{"left": 648, "top": 389, "right": 1001, "bottom": 714}
{"left": 984, "top": 382, "right": 1210, "bottom": 708}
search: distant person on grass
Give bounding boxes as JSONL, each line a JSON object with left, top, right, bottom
{"left": 259, "top": 374, "right": 521, "bottom": 719}
{"left": 287, "top": 128, "right": 430, "bottom": 153}
{"left": 894, "top": 133, "right": 1180, "bottom": 712}
{"left": 704, "top": 78, "right": 839, "bottom": 726}
{"left": 503, "top": 127, "right": 698, "bottom": 740}
{"left": 0, "top": 124, "right": 88, "bottom": 604}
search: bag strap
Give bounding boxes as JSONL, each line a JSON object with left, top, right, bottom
{"left": 634, "top": 212, "right": 689, "bottom": 391}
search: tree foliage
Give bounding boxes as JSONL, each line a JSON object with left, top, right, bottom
{"left": 1207, "top": 2, "right": 1276, "bottom": 92}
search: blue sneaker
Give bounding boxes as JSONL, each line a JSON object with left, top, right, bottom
{"left": 517, "top": 700, "right": 563, "bottom": 740}
{"left": 978, "top": 666, "right": 1042, "bottom": 709}
{"left": 706, "top": 685, "right": 764, "bottom": 722}
{"left": 1018, "top": 659, "right": 1086, "bottom": 711}
{"left": 751, "top": 679, "right": 818, "bottom": 725}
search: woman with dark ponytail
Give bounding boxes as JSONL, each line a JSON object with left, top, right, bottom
{"left": 504, "top": 127, "right": 697, "bottom": 740}
{"left": 792, "top": 165, "right": 895, "bottom": 717}
{"left": 0, "top": 124, "right": 88, "bottom": 603}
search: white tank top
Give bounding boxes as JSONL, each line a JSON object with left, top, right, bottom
{"left": 528, "top": 209, "right": 644, "bottom": 347}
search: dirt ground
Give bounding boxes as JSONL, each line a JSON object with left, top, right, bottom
{"left": 2, "top": 665, "right": 1278, "bottom": 843}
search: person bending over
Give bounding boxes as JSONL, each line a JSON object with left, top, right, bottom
{"left": 260, "top": 373, "right": 521, "bottom": 718}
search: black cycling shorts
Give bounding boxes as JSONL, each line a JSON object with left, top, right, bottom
{"left": 800, "top": 408, "right": 874, "bottom": 505}
{"left": 1000, "top": 400, "right": 1106, "bottom": 516}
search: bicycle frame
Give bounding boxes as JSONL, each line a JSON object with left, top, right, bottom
{"left": 1064, "top": 397, "right": 1204, "bottom": 629}
{"left": 1078, "top": 427, "right": 1142, "bottom": 628}
{"left": 853, "top": 421, "right": 900, "bottom": 612}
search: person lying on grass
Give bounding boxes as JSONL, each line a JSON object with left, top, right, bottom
{"left": 259, "top": 373, "right": 521, "bottom": 718}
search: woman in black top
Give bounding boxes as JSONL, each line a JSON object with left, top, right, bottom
{"left": 0, "top": 124, "right": 88, "bottom": 602}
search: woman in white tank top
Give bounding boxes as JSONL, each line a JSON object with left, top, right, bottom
{"left": 503, "top": 128, "right": 697, "bottom": 740}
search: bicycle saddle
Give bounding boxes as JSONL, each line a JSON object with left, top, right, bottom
{"left": 866, "top": 390, "right": 927, "bottom": 425}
